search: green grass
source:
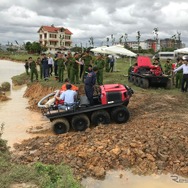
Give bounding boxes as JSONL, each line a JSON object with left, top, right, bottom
{"left": 0, "top": 52, "right": 39, "bottom": 62}
{"left": 0, "top": 123, "right": 82, "bottom": 188}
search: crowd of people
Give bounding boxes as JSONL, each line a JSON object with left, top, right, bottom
{"left": 24, "top": 51, "right": 188, "bottom": 110}
{"left": 24, "top": 50, "right": 115, "bottom": 84}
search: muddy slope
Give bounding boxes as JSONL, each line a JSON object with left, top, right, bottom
{"left": 23, "top": 83, "right": 57, "bottom": 111}
{"left": 14, "top": 86, "right": 188, "bottom": 179}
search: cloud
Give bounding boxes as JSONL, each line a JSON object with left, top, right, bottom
{"left": 0, "top": 0, "right": 188, "bottom": 47}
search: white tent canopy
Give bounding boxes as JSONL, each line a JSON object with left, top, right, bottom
{"left": 105, "top": 45, "right": 137, "bottom": 57}
{"left": 90, "top": 45, "right": 137, "bottom": 57}
{"left": 90, "top": 46, "right": 110, "bottom": 54}
{"left": 174, "top": 48, "right": 188, "bottom": 54}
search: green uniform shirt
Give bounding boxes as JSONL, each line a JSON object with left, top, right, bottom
{"left": 82, "top": 55, "right": 92, "bottom": 67}
{"left": 95, "top": 59, "right": 105, "bottom": 69}
{"left": 164, "top": 63, "right": 172, "bottom": 75}
{"left": 71, "top": 58, "right": 79, "bottom": 70}
{"left": 57, "top": 58, "right": 65, "bottom": 69}
{"left": 67, "top": 57, "right": 74, "bottom": 68}
{"left": 30, "top": 61, "right": 37, "bottom": 70}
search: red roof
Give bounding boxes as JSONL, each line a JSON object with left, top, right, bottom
{"left": 65, "top": 29, "right": 72, "bottom": 35}
{"left": 38, "top": 26, "right": 73, "bottom": 35}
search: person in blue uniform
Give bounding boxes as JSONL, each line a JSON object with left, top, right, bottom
{"left": 84, "top": 66, "right": 98, "bottom": 105}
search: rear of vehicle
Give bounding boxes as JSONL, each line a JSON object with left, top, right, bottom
{"left": 129, "top": 56, "right": 171, "bottom": 89}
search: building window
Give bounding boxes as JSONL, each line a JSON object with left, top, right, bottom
{"left": 40, "top": 34, "right": 42, "bottom": 39}
{"left": 44, "top": 33, "right": 47, "bottom": 39}
{"left": 65, "top": 35, "right": 70, "bottom": 40}
{"left": 49, "top": 34, "right": 57, "bottom": 38}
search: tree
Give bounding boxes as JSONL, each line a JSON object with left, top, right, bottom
{"left": 153, "top": 28, "right": 159, "bottom": 51}
{"left": 25, "top": 42, "right": 32, "bottom": 52}
{"left": 25, "top": 41, "right": 45, "bottom": 54}
{"left": 111, "top": 34, "right": 115, "bottom": 45}
{"left": 106, "top": 37, "right": 109, "bottom": 46}
{"left": 136, "top": 31, "right": 141, "bottom": 52}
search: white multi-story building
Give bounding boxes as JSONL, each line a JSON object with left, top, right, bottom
{"left": 38, "top": 25, "right": 73, "bottom": 53}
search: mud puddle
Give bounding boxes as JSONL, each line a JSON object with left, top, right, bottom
{"left": 82, "top": 170, "right": 188, "bottom": 188}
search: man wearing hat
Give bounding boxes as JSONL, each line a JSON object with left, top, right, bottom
{"left": 174, "top": 55, "right": 188, "bottom": 92}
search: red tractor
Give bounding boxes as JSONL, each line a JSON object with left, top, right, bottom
{"left": 38, "top": 84, "right": 133, "bottom": 134}
{"left": 128, "top": 56, "right": 171, "bottom": 89}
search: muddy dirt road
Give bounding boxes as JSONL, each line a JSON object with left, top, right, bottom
{"left": 13, "top": 84, "right": 188, "bottom": 182}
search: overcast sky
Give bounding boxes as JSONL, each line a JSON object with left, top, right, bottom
{"left": 0, "top": 0, "right": 188, "bottom": 47}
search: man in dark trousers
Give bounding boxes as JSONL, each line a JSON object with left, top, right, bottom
{"left": 41, "top": 53, "right": 49, "bottom": 81}
{"left": 84, "top": 66, "right": 98, "bottom": 105}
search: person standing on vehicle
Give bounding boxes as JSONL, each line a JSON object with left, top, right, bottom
{"left": 84, "top": 66, "right": 98, "bottom": 105}
{"left": 28, "top": 57, "right": 38, "bottom": 82}
{"left": 41, "top": 53, "right": 49, "bottom": 81}
{"left": 173, "top": 55, "right": 188, "bottom": 92}
{"left": 94, "top": 53, "right": 105, "bottom": 85}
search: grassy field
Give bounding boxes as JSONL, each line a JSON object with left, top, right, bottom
{"left": 0, "top": 52, "right": 39, "bottom": 62}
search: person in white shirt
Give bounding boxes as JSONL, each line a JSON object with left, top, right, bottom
{"left": 48, "top": 53, "right": 54, "bottom": 76}
{"left": 55, "top": 84, "right": 77, "bottom": 110}
{"left": 173, "top": 55, "right": 188, "bottom": 92}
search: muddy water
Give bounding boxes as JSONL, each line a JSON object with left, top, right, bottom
{"left": 0, "top": 60, "right": 48, "bottom": 148}
{"left": 82, "top": 170, "right": 188, "bottom": 188}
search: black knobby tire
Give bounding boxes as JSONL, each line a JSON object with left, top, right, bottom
{"left": 165, "top": 79, "right": 172, "bottom": 89}
{"left": 71, "top": 114, "right": 90, "bottom": 131}
{"left": 135, "top": 77, "right": 141, "bottom": 86}
{"left": 132, "top": 76, "right": 136, "bottom": 85}
{"left": 140, "top": 78, "right": 149, "bottom": 89}
{"left": 52, "top": 118, "right": 70, "bottom": 134}
{"left": 111, "top": 106, "right": 130, "bottom": 124}
{"left": 128, "top": 75, "right": 132, "bottom": 82}
{"left": 91, "top": 110, "right": 111, "bottom": 126}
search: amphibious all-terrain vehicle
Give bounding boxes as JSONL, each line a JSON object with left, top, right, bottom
{"left": 38, "top": 84, "right": 133, "bottom": 134}
{"left": 128, "top": 56, "right": 171, "bottom": 89}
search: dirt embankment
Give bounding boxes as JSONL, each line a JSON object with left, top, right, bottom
{"left": 14, "top": 84, "right": 188, "bottom": 180}
{"left": 23, "top": 83, "right": 58, "bottom": 111}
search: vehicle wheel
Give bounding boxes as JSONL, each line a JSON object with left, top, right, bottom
{"left": 165, "top": 79, "right": 172, "bottom": 89}
{"left": 132, "top": 76, "right": 136, "bottom": 85}
{"left": 111, "top": 106, "right": 130, "bottom": 124}
{"left": 71, "top": 114, "right": 90, "bottom": 131}
{"left": 140, "top": 78, "right": 149, "bottom": 89}
{"left": 52, "top": 118, "right": 70, "bottom": 134}
{"left": 135, "top": 77, "right": 141, "bottom": 86}
{"left": 128, "top": 75, "right": 132, "bottom": 82}
{"left": 91, "top": 110, "right": 111, "bottom": 126}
